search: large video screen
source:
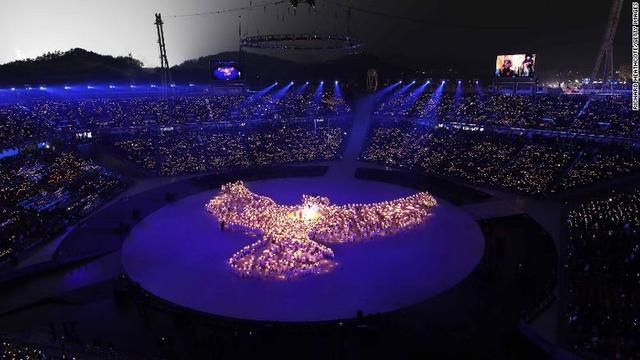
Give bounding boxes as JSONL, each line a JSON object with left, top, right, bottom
{"left": 211, "top": 61, "right": 241, "bottom": 81}
{"left": 495, "top": 54, "right": 536, "bottom": 78}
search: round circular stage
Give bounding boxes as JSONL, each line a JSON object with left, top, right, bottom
{"left": 122, "top": 175, "right": 485, "bottom": 322}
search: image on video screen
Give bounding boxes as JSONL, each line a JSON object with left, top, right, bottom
{"left": 211, "top": 61, "right": 241, "bottom": 81}
{"left": 495, "top": 54, "right": 536, "bottom": 78}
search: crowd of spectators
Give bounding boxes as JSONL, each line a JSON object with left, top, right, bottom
{"left": 1, "top": 86, "right": 638, "bottom": 358}
{"left": 0, "top": 149, "right": 125, "bottom": 263}
{"left": 0, "top": 335, "right": 133, "bottom": 360}
{"left": 572, "top": 97, "right": 638, "bottom": 137}
{"left": 0, "top": 88, "right": 351, "bottom": 150}
{"left": 111, "top": 121, "right": 348, "bottom": 176}
{"left": 361, "top": 121, "right": 640, "bottom": 195}
{"left": 559, "top": 147, "right": 640, "bottom": 190}
{"left": 566, "top": 188, "right": 640, "bottom": 358}
{"left": 375, "top": 92, "right": 637, "bottom": 138}
{"left": 0, "top": 105, "right": 52, "bottom": 150}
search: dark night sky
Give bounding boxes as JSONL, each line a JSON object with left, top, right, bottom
{"left": 0, "top": 0, "right": 633, "bottom": 76}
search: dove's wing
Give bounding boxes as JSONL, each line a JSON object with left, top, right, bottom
{"left": 206, "top": 182, "right": 279, "bottom": 228}
{"left": 310, "top": 192, "right": 436, "bottom": 244}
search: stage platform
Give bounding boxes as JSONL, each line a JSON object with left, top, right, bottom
{"left": 122, "top": 175, "right": 485, "bottom": 322}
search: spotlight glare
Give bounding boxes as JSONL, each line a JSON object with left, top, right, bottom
{"left": 189, "top": 83, "right": 195, "bottom": 87}
{"left": 10, "top": 88, "right": 16, "bottom": 91}
{"left": 64, "top": 86, "right": 71, "bottom": 90}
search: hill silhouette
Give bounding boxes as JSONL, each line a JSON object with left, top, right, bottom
{"left": 0, "top": 49, "right": 153, "bottom": 86}
{"left": 0, "top": 48, "right": 464, "bottom": 87}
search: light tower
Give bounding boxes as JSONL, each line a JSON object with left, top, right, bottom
{"left": 590, "top": 0, "right": 625, "bottom": 93}
{"left": 154, "top": 13, "right": 172, "bottom": 90}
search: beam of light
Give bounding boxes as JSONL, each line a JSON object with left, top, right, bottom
{"left": 272, "top": 82, "right": 294, "bottom": 100}
{"left": 445, "top": 80, "right": 464, "bottom": 121}
{"left": 256, "top": 82, "right": 294, "bottom": 117}
{"left": 331, "top": 80, "right": 348, "bottom": 114}
{"left": 332, "top": 80, "right": 343, "bottom": 98}
{"left": 395, "top": 81, "right": 415, "bottom": 96}
{"left": 245, "top": 82, "right": 278, "bottom": 103}
{"left": 229, "top": 82, "right": 279, "bottom": 117}
{"left": 424, "top": 80, "right": 446, "bottom": 122}
{"left": 474, "top": 80, "right": 484, "bottom": 96}
{"left": 314, "top": 81, "right": 324, "bottom": 98}
{"left": 454, "top": 80, "right": 463, "bottom": 101}
{"left": 372, "top": 81, "right": 402, "bottom": 108}
{"left": 377, "top": 80, "right": 416, "bottom": 114}
{"left": 294, "top": 81, "right": 309, "bottom": 95}
{"left": 398, "top": 81, "right": 429, "bottom": 114}
{"left": 377, "top": 81, "right": 401, "bottom": 95}
{"left": 308, "top": 81, "right": 325, "bottom": 115}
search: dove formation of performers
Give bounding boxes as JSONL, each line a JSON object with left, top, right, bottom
{"left": 206, "top": 181, "right": 437, "bottom": 279}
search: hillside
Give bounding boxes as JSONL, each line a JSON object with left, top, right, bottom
{"left": 0, "top": 48, "right": 433, "bottom": 87}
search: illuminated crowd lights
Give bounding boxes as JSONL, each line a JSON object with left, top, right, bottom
{"left": 2, "top": 81, "right": 342, "bottom": 93}
{"left": 206, "top": 181, "right": 437, "bottom": 280}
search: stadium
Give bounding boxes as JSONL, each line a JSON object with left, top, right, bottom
{"left": 0, "top": 0, "right": 637, "bottom": 359}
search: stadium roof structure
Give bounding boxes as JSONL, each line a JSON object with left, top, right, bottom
{"left": 241, "top": 33, "right": 361, "bottom": 51}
